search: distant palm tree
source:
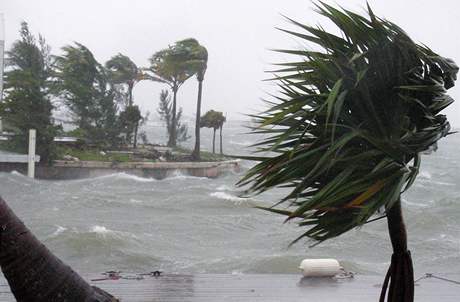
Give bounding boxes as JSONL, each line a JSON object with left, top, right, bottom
{"left": 0, "top": 197, "right": 117, "bottom": 301}
{"left": 200, "top": 110, "right": 226, "bottom": 154}
{"left": 219, "top": 118, "right": 225, "bottom": 155}
{"left": 146, "top": 44, "right": 195, "bottom": 147}
{"left": 106, "top": 54, "right": 145, "bottom": 147}
{"left": 239, "top": 3, "right": 457, "bottom": 302}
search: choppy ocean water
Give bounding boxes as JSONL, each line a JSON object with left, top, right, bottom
{"left": 0, "top": 120, "right": 459, "bottom": 277}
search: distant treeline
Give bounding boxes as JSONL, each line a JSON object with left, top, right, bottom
{"left": 0, "top": 22, "right": 225, "bottom": 162}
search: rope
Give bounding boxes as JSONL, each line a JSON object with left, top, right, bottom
{"left": 415, "top": 273, "right": 460, "bottom": 285}
{"left": 334, "top": 268, "right": 355, "bottom": 279}
{"left": 91, "top": 270, "right": 163, "bottom": 282}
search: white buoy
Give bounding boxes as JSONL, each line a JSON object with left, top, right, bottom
{"left": 299, "top": 259, "right": 342, "bottom": 277}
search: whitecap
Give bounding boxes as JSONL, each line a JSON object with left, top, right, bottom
{"left": 88, "top": 225, "right": 138, "bottom": 239}
{"left": 209, "top": 192, "right": 253, "bottom": 205}
{"left": 7, "top": 170, "right": 34, "bottom": 185}
{"left": 10, "top": 170, "right": 25, "bottom": 177}
{"left": 164, "top": 170, "right": 207, "bottom": 181}
{"left": 419, "top": 171, "right": 432, "bottom": 179}
{"left": 129, "top": 198, "right": 144, "bottom": 204}
{"left": 90, "top": 225, "right": 112, "bottom": 234}
{"left": 71, "top": 173, "right": 156, "bottom": 183}
{"left": 216, "top": 184, "right": 235, "bottom": 191}
{"left": 49, "top": 225, "right": 67, "bottom": 238}
{"left": 114, "top": 173, "right": 156, "bottom": 182}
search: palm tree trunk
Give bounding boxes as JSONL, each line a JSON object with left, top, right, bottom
{"left": 192, "top": 80, "right": 203, "bottom": 161}
{"left": 128, "top": 83, "right": 135, "bottom": 146}
{"left": 212, "top": 128, "right": 216, "bottom": 154}
{"left": 133, "top": 121, "right": 138, "bottom": 149}
{"left": 128, "top": 83, "right": 134, "bottom": 107}
{"left": 0, "top": 197, "right": 117, "bottom": 302}
{"left": 168, "top": 87, "right": 178, "bottom": 147}
{"left": 219, "top": 126, "right": 223, "bottom": 155}
{"left": 380, "top": 199, "right": 414, "bottom": 302}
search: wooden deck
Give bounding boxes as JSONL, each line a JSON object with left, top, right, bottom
{"left": 0, "top": 150, "right": 40, "bottom": 163}
{"left": 1, "top": 273, "right": 459, "bottom": 301}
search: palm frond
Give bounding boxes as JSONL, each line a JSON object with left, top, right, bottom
{"left": 239, "top": 2, "right": 458, "bottom": 245}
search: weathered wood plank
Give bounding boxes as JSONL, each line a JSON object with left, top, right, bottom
{"left": 0, "top": 150, "right": 40, "bottom": 163}
{"left": 0, "top": 273, "right": 459, "bottom": 301}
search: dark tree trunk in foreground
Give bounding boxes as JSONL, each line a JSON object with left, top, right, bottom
{"left": 219, "top": 126, "right": 223, "bottom": 155}
{"left": 192, "top": 79, "right": 203, "bottom": 161}
{"left": 0, "top": 197, "right": 117, "bottom": 302}
{"left": 380, "top": 199, "right": 414, "bottom": 302}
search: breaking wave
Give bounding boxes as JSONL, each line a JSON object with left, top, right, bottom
{"left": 209, "top": 191, "right": 254, "bottom": 205}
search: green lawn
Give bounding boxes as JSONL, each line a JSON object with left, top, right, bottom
{"left": 172, "top": 146, "right": 229, "bottom": 162}
{"left": 57, "top": 147, "right": 132, "bottom": 162}
{"left": 1, "top": 141, "right": 230, "bottom": 163}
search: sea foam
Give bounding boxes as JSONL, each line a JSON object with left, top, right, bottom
{"left": 49, "top": 225, "right": 68, "bottom": 238}
{"left": 210, "top": 192, "right": 253, "bottom": 205}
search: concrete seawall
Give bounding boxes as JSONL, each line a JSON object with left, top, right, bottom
{"left": 0, "top": 160, "right": 240, "bottom": 180}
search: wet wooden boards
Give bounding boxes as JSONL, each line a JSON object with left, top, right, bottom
{"left": 1, "top": 273, "right": 459, "bottom": 301}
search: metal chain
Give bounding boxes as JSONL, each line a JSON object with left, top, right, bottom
{"left": 92, "top": 270, "right": 163, "bottom": 282}
{"left": 415, "top": 273, "right": 460, "bottom": 285}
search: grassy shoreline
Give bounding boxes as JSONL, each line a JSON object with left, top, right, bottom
{"left": 56, "top": 145, "right": 229, "bottom": 163}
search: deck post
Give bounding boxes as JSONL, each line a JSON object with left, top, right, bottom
{"left": 27, "top": 129, "right": 36, "bottom": 178}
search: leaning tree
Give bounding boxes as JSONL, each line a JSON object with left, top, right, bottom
{"left": 106, "top": 54, "right": 145, "bottom": 147}
{"left": 55, "top": 43, "right": 120, "bottom": 146}
{"left": 239, "top": 3, "right": 457, "bottom": 302}
{"left": 0, "top": 22, "right": 58, "bottom": 163}
{"left": 106, "top": 53, "right": 144, "bottom": 108}
{"left": 173, "top": 39, "right": 210, "bottom": 161}
{"left": 0, "top": 197, "right": 117, "bottom": 301}
{"left": 146, "top": 43, "right": 195, "bottom": 147}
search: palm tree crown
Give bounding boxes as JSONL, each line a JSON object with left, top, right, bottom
{"left": 146, "top": 42, "right": 197, "bottom": 147}
{"left": 239, "top": 2, "right": 458, "bottom": 245}
{"left": 105, "top": 53, "right": 143, "bottom": 107}
{"left": 147, "top": 45, "right": 195, "bottom": 91}
{"left": 176, "top": 38, "right": 209, "bottom": 160}
{"left": 240, "top": 5, "right": 457, "bottom": 300}
{"left": 176, "top": 38, "right": 208, "bottom": 81}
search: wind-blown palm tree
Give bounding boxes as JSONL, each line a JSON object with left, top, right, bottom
{"left": 55, "top": 43, "right": 120, "bottom": 147}
{"left": 239, "top": 3, "right": 457, "bottom": 302}
{"left": 146, "top": 44, "right": 195, "bottom": 147}
{"left": 0, "top": 196, "right": 117, "bottom": 301}
{"left": 106, "top": 54, "right": 144, "bottom": 147}
{"left": 219, "top": 121, "right": 224, "bottom": 155}
{"left": 175, "top": 39, "right": 209, "bottom": 161}
{"left": 106, "top": 53, "right": 143, "bottom": 107}
{"left": 200, "top": 110, "right": 226, "bottom": 154}
{"left": 54, "top": 43, "right": 105, "bottom": 131}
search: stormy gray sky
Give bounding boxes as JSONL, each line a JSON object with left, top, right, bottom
{"left": 1, "top": 0, "right": 459, "bottom": 126}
